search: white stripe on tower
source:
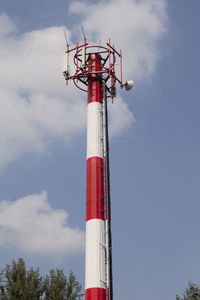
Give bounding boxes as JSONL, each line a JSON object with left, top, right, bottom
{"left": 85, "top": 53, "right": 106, "bottom": 300}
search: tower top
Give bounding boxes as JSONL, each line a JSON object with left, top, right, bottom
{"left": 62, "top": 38, "right": 123, "bottom": 102}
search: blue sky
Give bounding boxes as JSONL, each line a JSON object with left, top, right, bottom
{"left": 0, "top": 0, "right": 199, "bottom": 299}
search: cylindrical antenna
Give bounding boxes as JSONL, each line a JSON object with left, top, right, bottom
{"left": 82, "top": 46, "right": 86, "bottom": 69}
{"left": 62, "top": 53, "right": 69, "bottom": 79}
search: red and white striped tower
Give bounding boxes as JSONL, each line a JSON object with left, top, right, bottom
{"left": 85, "top": 53, "right": 106, "bottom": 300}
{"left": 63, "top": 37, "right": 132, "bottom": 300}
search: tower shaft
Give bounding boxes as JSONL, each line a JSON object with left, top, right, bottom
{"left": 85, "top": 54, "right": 106, "bottom": 300}
{"left": 64, "top": 39, "right": 125, "bottom": 300}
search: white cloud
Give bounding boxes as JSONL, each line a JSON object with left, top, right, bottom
{"left": 0, "top": 89, "right": 86, "bottom": 167}
{"left": 0, "top": 0, "right": 168, "bottom": 168}
{"left": 108, "top": 96, "right": 135, "bottom": 137}
{"left": 0, "top": 13, "right": 86, "bottom": 168}
{"left": 70, "top": 0, "right": 168, "bottom": 80}
{"left": 0, "top": 191, "right": 85, "bottom": 255}
{"left": 0, "top": 12, "right": 17, "bottom": 36}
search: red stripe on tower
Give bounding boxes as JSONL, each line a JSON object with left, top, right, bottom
{"left": 87, "top": 157, "right": 104, "bottom": 221}
{"left": 85, "top": 54, "right": 106, "bottom": 300}
{"left": 85, "top": 288, "right": 106, "bottom": 299}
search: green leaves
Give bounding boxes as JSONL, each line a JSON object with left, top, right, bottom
{"left": 5, "top": 258, "right": 28, "bottom": 300}
{"left": 0, "top": 258, "right": 83, "bottom": 300}
{"left": 44, "top": 269, "right": 67, "bottom": 300}
{"left": 67, "top": 270, "right": 83, "bottom": 300}
{"left": 177, "top": 282, "right": 200, "bottom": 300}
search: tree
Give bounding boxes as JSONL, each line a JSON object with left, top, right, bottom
{"left": 44, "top": 269, "right": 83, "bottom": 300}
{"left": 25, "top": 267, "right": 44, "bottom": 299}
{"left": 0, "top": 258, "right": 83, "bottom": 300}
{"left": 0, "top": 268, "right": 7, "bottom": 300}
{"left": 4, "top": 258, "right": 43, "bottom": 300}
{"left": 176, "top": 281, "right": 200, "bottom": 300}
{"left": 67, "top": 270, "right": 83, "bottom": 300}
{"left": 44, "top": 269, "right": 67, "bottom": 300}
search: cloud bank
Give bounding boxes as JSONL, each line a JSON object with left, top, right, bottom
{"left": 0, "top": 0, "right": 168, "bottom": 168}
{"left": 0, "top": 191, "right": 84, "bottom": 255}
{"left": 70, "top": 0, "right": 168, "bottom": 80}
{"left": 0, "top": 14, "right": 86, "bottom": 168}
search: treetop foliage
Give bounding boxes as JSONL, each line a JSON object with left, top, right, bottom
{"left": 176, "top": 281, "right": 200, "bottom": 300}
{"left": 0, "top": 258, "right": 83, "bottom": 300}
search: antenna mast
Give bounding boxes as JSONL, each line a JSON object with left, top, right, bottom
{"left": 63, "top": 35, "right": 133, "bottom": 300}
{"left": 81, "top": 23, "right": 86, "bottom": 41}
{"left": 63, "top": 29, "right": 69, "bottom": 47}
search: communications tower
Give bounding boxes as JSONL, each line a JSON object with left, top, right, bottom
{"left": 63, "top": 37, "right": 133, "bottom": 300}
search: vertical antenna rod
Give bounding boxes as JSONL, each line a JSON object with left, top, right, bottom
{"left": 63, "top": 29, "right": 69, "bottom": 47}
{"left": 81, "top": 23, "right": 86, "bottom": 41}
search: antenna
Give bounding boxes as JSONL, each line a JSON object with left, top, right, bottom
{"left": 63, "top": 29, "right": 69, "bottom": 47}
{"left": 63, "top": 38, "right": 134, "bottom": 300}
{"left": 98, "top": 40, "right": 101, "bottom": 52}
{"left": 81, "top": 23, "right": 86, "bottom": 41}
